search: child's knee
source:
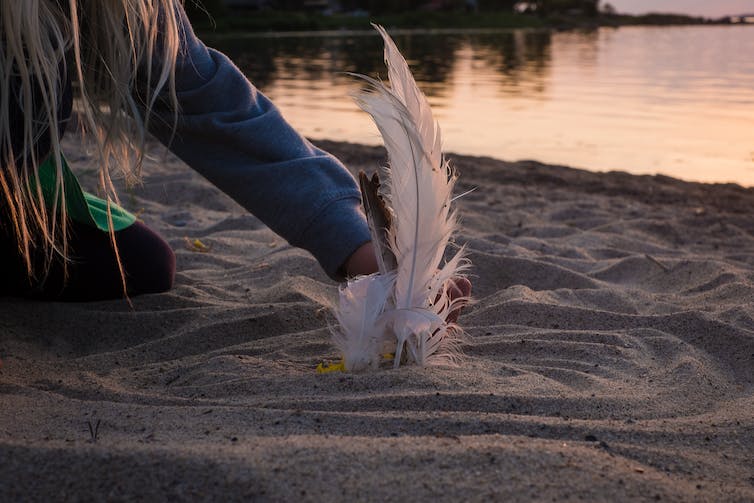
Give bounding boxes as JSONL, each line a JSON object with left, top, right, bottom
{"left": 146, "top": 236, "right": 176, "bottom": 294}
{"left": 119, "top": 222, "right": 175, "bottom": 295}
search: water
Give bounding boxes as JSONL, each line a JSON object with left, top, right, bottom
{"left": 208, "top": 25, "right": 754, "bottom": 186}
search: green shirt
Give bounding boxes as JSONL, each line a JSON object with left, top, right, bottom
{"left": 36, "top": 155, "right": 136, "bottom": 232}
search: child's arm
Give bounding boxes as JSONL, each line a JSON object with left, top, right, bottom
{"left": 142, "top": 7, "right": 371, "bottom": 280}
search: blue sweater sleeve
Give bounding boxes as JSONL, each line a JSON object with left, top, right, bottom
{"left": 145, "top": 11, "right": 370, "bottom": 280}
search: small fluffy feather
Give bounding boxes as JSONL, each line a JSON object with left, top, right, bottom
{"left": 333, "top": 272, "right": 396, "bottom": 372}
{"left": 333, "top": 24, "right": 469, "bottom": 371}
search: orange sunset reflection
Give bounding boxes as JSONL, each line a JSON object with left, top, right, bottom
{"left": 217, "top": 25, "right": 754, "bottom": 186}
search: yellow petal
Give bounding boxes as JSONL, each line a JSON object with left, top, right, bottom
{"left": 316, "top": 360, "right": 346, "bottom": 374}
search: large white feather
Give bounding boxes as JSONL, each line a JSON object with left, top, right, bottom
{"left": 333, "top": 24, "right": 468, "bottom": 370}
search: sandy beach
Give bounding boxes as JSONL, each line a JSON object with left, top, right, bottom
{"left": 1, "top": 134, "right": 753, "bottom": 501}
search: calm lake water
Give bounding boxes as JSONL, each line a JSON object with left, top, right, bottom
{"left": 208, "top": 25, "right": 754, "bottom": 186}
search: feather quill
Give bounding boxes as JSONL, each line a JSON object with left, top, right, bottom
{"left": 358, "top": 171, "right": 397, "bottom": 274}
{"left": 333, "top": 24, "right": 469, "bottom": 371}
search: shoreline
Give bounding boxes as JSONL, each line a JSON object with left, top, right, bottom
{"left": 318, "top": 139, "right": 754, "bottom": 212}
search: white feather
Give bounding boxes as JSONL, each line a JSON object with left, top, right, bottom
{"left": 332, "top": 272, "right": 395, "bottom": 372}
{"left": 333, "top": 24, "right": 469, "bottom": 370}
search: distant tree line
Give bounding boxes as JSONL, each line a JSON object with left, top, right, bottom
{"left": 336, "top": 1, "right": 601, "bottom": 15}
{"left": 538, "top": 1, "right": 599, "bottom": 16}
{"left": 184, "top": 0, "right": 602, "bottom": 22}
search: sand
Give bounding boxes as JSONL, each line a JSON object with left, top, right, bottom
{"left": 1, "top": 135, "right": 753, "bottom": 501}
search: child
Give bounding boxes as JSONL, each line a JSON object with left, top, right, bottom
{"left": 0, "top": 0, "right": 378, "bottom": 301}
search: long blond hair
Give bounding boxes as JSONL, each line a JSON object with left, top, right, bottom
{"left": 0, "top": 0, "right": 182, "bottom": 282}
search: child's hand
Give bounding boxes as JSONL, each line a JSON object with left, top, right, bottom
{"left": 344, "top": 242, "right": 379, "bottom": 277}
{"left": 445, "top": 276, "right": 471, "bottom": 324}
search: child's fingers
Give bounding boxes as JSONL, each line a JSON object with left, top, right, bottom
{"left": 446, "top": 277, "right": 472, "bottom": 324}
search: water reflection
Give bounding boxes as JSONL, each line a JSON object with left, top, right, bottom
{"left": 207, "top": 26, "right": 754, "bottom": 186}
{"left": 213, "top": 29, "right": 552, "bottom": 97}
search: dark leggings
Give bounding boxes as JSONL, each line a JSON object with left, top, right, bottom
{"left": 0, "top": 220, "right": 175, "bottom": 301}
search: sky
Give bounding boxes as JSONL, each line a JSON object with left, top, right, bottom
{"left": 605, "top": 0, "right": 754, "bottom": 17}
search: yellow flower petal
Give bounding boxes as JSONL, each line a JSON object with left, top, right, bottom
{"left": 316, "top": 360, "right": 346, "bottom": 374}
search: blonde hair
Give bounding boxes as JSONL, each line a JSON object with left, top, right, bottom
{"left": 0, "top": 0, "right": 182, "bottom": 282}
